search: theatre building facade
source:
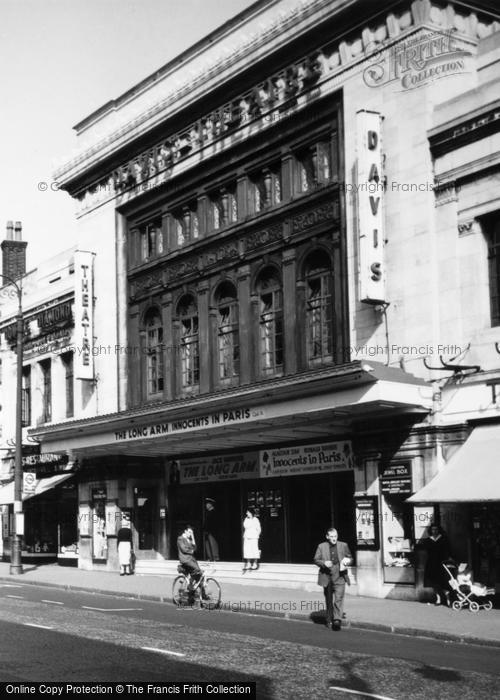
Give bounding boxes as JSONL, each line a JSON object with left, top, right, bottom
{"left": 0, "top": 236, "right": 98, "bottom": 564}
{"left": 32, "top": 0, "right": 500, "bottom": 597}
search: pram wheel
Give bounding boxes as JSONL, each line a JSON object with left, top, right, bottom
{"left": 484, "top": 600, "right": 493, "bottom": 611}
{"left": 451, "top": 600, "right": 462, "bottom": 611}
{"left": 469, "top": 601, "right": 480, "bottom": 612}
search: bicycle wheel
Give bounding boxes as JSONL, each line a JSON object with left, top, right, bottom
{"left": 172, "top": 575, "right": 190, "bottom": 606}
{"left": 202, "top": 577, "right": 221, "bottom": 610}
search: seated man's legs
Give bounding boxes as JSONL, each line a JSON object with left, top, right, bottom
{"left": 182, "top": 560, "right": 202, "bottom": 586}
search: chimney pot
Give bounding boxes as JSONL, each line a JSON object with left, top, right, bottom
{"left": 6, "top": 221, "right": 13, "bottom": 240}
{"left": 14, "top": 221, "right": 22, "bottom": 242}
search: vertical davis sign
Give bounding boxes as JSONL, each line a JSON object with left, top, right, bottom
{"left": 356, "top": 110, "right": 386, "bottom": 305}
{"left": 74, "top": 251, "right": 95, "bottom": 379}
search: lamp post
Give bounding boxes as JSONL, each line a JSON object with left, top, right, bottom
{"left": 0, "top": 272, "right": 24, "bottom": 574}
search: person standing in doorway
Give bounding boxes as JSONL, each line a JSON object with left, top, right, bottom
{"left": 242, "top": 508, "right": 261, "bottom": 572}
{"left": 204, "top": 498, "right": 220, "bottom": 561}
{"left": 314, "top": 527, "right": 352, "bottom": 631}
{"left": 117, "top": 513, "right": 134, "bottom": 576}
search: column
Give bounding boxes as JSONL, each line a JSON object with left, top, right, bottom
{"left": 197, "top": 281, "right": 211, "bottom": 393}
{"left": 237, "top": 265, "right": 252, "bottom": 384}
{"left": 282, "top": 249, "right": 297, "bottom": 374}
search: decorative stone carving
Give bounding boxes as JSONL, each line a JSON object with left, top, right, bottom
{"left": 245, "top": 224, "right": 282, "bottom": 252}
{"left": 69, "top": 0, "right": 499, "bottom": 212}
{"left": 291, "top": 202, "right": 338, "bottom": 234}
{"left": 168, "top": 257, "right": 200, "bottom": 282}
{"left": 434, "top": 182, "right": 458, "bottom": 206}
{"left": 132, "top": 271, "right": 164, "bottom": 296}
{"left": 457, "top": 219, "right": 480, "bottom": 237}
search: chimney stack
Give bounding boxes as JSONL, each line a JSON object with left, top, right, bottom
{"left": 2, "top": 220, "right": 27, "bottom": 283}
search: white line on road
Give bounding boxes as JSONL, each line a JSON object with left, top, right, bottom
{"left": 6, "top": 595, "right": 24, "bottom": 599}
{"left": 141, "top": 646, "right": 186, "bottom": 658}
{"left": 329, "top": 688, "right": 395, "bottom": 700}
{"left": 42, "top": 600, "right": 64, "bottom": 605}
{"left": 81, "top": 606, "right": 144, "bottom": 612}
{"left": 24, "top": 623, "right": 54, "bottom": 630}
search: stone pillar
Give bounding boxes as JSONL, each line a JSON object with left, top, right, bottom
{"left": 237, "top": 265, "right": 252, "bottom": 384}
{"left": 282, "top": 249, "right": 297, "bottom": 374}
{"left": 197, "top": 281, "right": 210, "bottom": 393}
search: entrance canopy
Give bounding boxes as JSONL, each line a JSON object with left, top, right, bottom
{"left": 31, "top": 361, "right": 432, "bottom": 460}
{"left": 0, "top": 473, "right": 73, "bottom": 505}
{"left": 408, "top": 425, "right": 500, "bottom": 503}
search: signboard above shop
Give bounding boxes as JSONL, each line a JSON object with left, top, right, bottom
{"left": 260, "top": 441, "right": 354, "bottom": 479}
{"left": 174, "top": 442, "right": 354, "bottom": 485}
{"left": 380, "top": 463, "right": 412, "bottom": 496}
{"left": 177, "top": 452, "right": 259, "bottom": 484}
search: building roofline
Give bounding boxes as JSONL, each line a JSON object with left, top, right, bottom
{"left": 73, "top": 0, "right": 279, "bottom": 134}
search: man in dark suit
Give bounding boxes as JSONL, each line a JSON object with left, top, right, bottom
{"left": 314, "top": 527, "right": 353, "bottom": 631}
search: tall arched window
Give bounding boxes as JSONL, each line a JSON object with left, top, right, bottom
{"left": 256, "top": 268, "right": 283, "bottom": 375}
{"left": 304, "top": 251, "right": 333, "bottom": 365}
{"left": 216, "top": 282, "right": 239, "bottom": 381}
{"left": 145, "top": 308, "right": 164, "bottom": 397}
{"left": 177, "top": 295, "right": 199, "bottom": 388}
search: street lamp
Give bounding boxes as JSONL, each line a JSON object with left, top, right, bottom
{"left": 0, "top": 272, "right": 24, "bottom": 574}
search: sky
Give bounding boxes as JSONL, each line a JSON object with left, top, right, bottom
{"left": 0, "top": 0, "right": 258, "bottom": 271}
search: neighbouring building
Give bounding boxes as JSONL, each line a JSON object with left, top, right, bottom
{"left": 27, "top": 0, "right": 500, "bottom": 598}
{"left": 0, "top": 225, "right": 99, "bottom": 565}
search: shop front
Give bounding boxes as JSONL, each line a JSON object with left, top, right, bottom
{"left": 31, "top": 361, "right": 433, "bottom": 594}
{"left": 170, "top": 442, "right": 356, "bottom": 564}
{"left": 408, "top": 423, "right": 500, "bottom": 593}
{"left": 0, "top": 470, "right": 77, "bottom": 564}
{"left": 75, "top": 457, "right": 167, "bottom": 571}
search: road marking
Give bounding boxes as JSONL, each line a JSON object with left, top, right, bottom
{"left": 0, "top": 584, "right": 23, "bottom": 588}
{"left": 81, "top": 606, "right": 144, "bottom": 612}
{"left": 6, "top": 595, "right": 24, "bottom": 599}
{"left": 42, "top": 600, "right": 64, "bottom": 605}
{"left": 329, "top": 688, "right": 395, "bottom": 700}
{"left": 141, "top": 646, "right": 186, "bottom": 658}
{"left": 24, "top": 623, "right": 53, "bottom": 630}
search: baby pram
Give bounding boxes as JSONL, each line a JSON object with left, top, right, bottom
{"left": 443, "top": 562, "right": 495, "bottom": 612}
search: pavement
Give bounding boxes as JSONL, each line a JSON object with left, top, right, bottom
{"left": 1, "top": 560, "right": 499, "bottom": 648}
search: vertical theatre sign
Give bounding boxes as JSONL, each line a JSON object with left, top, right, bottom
{"left": 356, "top": 110, "right": 386, "bottom": 304}
{"left": 74, "top": 251, "right": 95, "bottom": 379}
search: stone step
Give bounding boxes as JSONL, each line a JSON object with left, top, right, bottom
{"left": 134, "top": 559, "right": 357, "bottom": 592}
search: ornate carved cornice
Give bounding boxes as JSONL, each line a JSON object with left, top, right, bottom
{"left": 58, "top": 0, "right": 499, "bottom": 216}
{"left": 434, "top": 180, "right": 458, "bottom": 206}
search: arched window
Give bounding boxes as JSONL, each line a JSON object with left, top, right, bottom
{"left": 177, "top": 295, "right": 199, "bottom": 388}
{"left": 256, "top": 268, "right": 283, "bottom": 375}
{"left": 216, "top": 282, "right": 239, "bottom": 381}
{"left": 144, "top": 309, "right": 164, "bottom": 396}
{"left": 304, "top": 251, "right": 333, "bottom": 365}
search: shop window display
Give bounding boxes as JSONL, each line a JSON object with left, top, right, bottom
{"left": 91, "top": 487, "right": 107, "bottom": 561}
{"left": 381, "top": 495, "right": 415, "bottom": 583}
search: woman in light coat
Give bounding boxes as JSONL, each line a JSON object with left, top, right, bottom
{"left": 242, "top": 508, "right": 261, "bottom": 572}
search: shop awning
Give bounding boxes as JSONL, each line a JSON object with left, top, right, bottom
{"left": 407, "top": 425, "right": 500, "bottom": 503}
{"left": 0, "top": 473, "right": 73, "bottom": 505}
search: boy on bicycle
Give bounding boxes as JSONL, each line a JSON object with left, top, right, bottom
{"left": 177, "top": 525, "right": 207, "bottom": 597}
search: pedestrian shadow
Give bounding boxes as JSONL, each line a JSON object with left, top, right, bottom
{"left": 414, "top": 665, "right": 462, "bottom": 683}
{"left": 310, "top": 609, "right": 327, "bottom": 625}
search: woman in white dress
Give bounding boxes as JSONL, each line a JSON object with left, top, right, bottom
{"left": 242, "top": 508, "right": 261, "bottom": 572}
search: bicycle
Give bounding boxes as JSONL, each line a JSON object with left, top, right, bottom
{"left": 172, "top": 564, "right": 221, "bottom": 610}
